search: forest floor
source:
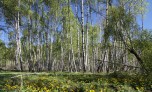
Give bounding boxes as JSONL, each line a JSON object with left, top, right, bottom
{"left": 0, "top": 71, "right": 151, "bottom": 92}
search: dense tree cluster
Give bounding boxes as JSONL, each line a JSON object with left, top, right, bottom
{"left": 0, "top": 0, "right": 151, "bottom": 74}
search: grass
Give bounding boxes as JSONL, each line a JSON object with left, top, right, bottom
{"left": 0, "top": 71, "right": 151, "bottom": 92}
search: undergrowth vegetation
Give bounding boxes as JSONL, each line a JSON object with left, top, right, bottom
{"left": 0, "top": 72, "right": 151, "bottom": 92}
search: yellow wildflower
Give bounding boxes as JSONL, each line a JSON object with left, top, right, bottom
{"left": 43, "top": 86, "right": 47, "bottom": 90}
{"left": 46, "top": 89, "right": 50, "bottom": 92}
{"left": 90, "top": 90, "right": 95, "bottom": 92}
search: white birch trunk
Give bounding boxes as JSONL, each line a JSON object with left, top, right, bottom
{"left": 81, "top": 0, "right": 86, "bottom": 72}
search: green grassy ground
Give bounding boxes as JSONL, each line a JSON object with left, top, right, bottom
{"left": 0, "top": 72, "right": 151, "bottom": 92}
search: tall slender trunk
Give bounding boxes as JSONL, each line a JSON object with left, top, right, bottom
{"left": 68, "top": 0, "right": 71, "bottom": 72}
{"left": 75, "top": 0, "right": 81, "bottom": 72}
{"left": 85, "top": 1, "right": 89, "bottom": 71}
{"left": 105, "top": 0, "right": 111, "bottom": 73}
{"left": 45, "top": 19, "right": 49, "bottom": 71}
{"left": 61, "top": 33, "right": 64, "bottom": 71}
{"left": 15, "top": 0, "right": 22, "bottom": 71}
{"left": 34, "top": 4, "right": 41, "bottom": 72}
{"left": 49, "top": 26, "right": 53, "bottom": 71}
{"left": 81, "top": 0, "right": 86, "bottom": 72}
{"left": 92, "top": 22, "right": 95, "bottom": 73}
{"left": 27, "top": 15, "right": 32, "bottom": 71}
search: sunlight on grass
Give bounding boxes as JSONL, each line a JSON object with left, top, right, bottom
{"left": 0, "top": 72, "right": 151, "bottom": 92}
